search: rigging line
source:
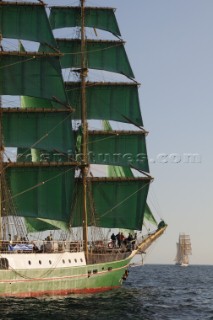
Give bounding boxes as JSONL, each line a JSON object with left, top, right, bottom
{"left": 1, "top": 166, "right": 75, "bottom": 204}
{"left": 30, "top": 112, "right": 73, "bottom": 149}
{"left": 62, "top": 42, "right": 123, "bottom": 56}
{"left": 148, "top": 187, "right": 163, "bottom": 220}
{"left": 99, "top": 183, "right": 149, "bottom": 219}
{"left": 0, "top": 56, "right": 36, "bottom": 69}
{"left": 83, "top": 134, "right": 119, "bottom": 146}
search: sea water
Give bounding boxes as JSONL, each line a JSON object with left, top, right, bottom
{"left": 0, "top": 265, "right": 212, "bottom": 320}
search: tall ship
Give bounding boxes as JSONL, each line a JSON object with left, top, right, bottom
{"left": 0, "top": 0, "right": 167, "bottom": 297}
{"left": 175, "top": 233, "right": 192, "bottom": 266}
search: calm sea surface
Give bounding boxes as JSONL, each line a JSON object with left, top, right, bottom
{"left": 0, "top": 264, "right": 212, "bottom": 320}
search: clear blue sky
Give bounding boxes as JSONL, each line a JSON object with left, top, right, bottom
{"left": 93, "top": 0, "right": 213, "bottom": 265}
{"left": 49, "top": 0, "right": 213, "bottom": 264}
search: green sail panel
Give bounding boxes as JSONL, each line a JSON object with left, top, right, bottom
{"left": 20, "top": 96, "right": 61, "bottom": 109}
{"left": 103, "top": 120, "right": 153, "bottom": 228}
{"left": 72, "top": 179, "right": 150, "bottom": 230}
{"left": 87, "top": 131, "right": 149, "bottom": 172}
{"left": 0, "top": 54, "right": 67, "bottom": 104}
{"left": 57, "top": 39, "right": 134, "bottom": 78}
{"left": 6, "top": 167, "right": 75, "bottom": 222}
{"left": 144, "top": 204, "right": 158, "bottom": 226}
{"left": 108, "top": 165, "right": 130, "bottom": 177}
{"left": 3, "top": 112, "right": 74, "bottom": 154}
{"left": 107, "top": 166, "right": 156, "bottom": 225}
{"left": 49, "top": 6, "right": 121, "bottom": 37}
{"left": 66, "top": 82, "right": 143, "bottom": 125}
{"left": 0, "top": 3, "right": 56, "bottom": 47}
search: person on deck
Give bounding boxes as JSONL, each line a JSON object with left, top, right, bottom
{"left": 111, "top": 233, "right": 116, "bottom": 248}
{"left": 116, "top": 232, "right": 121, "bottom": 247}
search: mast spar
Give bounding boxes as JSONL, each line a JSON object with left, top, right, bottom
{"left": 80, "top": 0, "right": 88, "bottom": 259}
{"left": 0, "top": 31, "right": 2, "bottom": 240}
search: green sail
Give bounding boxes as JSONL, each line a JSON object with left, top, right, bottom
{"left": 17, "top": 41, "right": 64, "bottom": 109}
{"left": 103, "top": 120, "right": 156, "bottom": 227}
{"left": 66, "top": 82, "right": 143, "bottom": 125}
{"left": 143, "top": 203, "right": 158, "bottom": 226}
{"left": 87, "top": 131, "right": 149, "bottom": 172}
{"left": 0, "top": 3, "right": 56, "bottom": 47}
{"left": 17, "top": 42, "right": 43, "bottom": 165}
{"left": 17, "top": 40, "right": 72, "bottom": 232}
{"left": 56, "top": 39, "right": 134, "bottom": 78}
{"left": 0, "top": 54, "right": 67, "bottom": 104}
{"left": 6, "top": 167, "right": 75, "bottom": 223}
{"left": 50, "top": 6, "right": 121, "bottom": 37}
{"left": 3, "top": 112, "right": 74, "bottom": 154}
{"left": 71, "top": 179, "right": 150, "bottom": 230}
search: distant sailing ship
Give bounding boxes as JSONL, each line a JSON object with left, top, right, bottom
{"left": 0, "top": 0, "right": 167, "bottom": 297}
{"left": 175, "top": 233, "right": 192, "bottom": 266}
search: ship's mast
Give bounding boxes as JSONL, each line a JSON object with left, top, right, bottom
{"left": 80, "top": 0, "right": 88, "bottom": 259}
{"left": 0, "top": 94, "right": 2, "bottom": 241}
{"left": 0, "top": 33, "right": 3, "bottom": 240}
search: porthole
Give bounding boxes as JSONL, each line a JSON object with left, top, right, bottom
{"left": 74, "top": 259, "right": 77, "bottom": 263}
{"left": 80, "top": 258, "right": 83, "bottom": 262}
{"left": 49, "top": 260, "right": 52, "bottom": 265}
{"left": 39, "top": 260, "right": 42, "bottom": 265}
{"left": 28, "top": 261, "right": 31, "bottom": 265}
{"left": 68, "top": 259, "right": 71, "bottom": 263}
{"left": 62, "top": 259, "right": 65, "bottom": 264}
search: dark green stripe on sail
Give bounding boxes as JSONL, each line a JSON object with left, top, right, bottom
{"left": 3, "top": 112, "right": 74, "bottom": 154}
{"left": 6, "top": 167, "right": 75, "bottom": 223}
{"left": 87, "top": 131, "right": 149, "bottom": 172}
{"left": 56, "top": 39, "right": 134, "bottom": 78}
{"left": 50, "top": 6, "right": 121, "bottom": 37}
{"left": 0, "top": 54, "right": 67, "bottom": 104}
{"left": 0, "top": 3, "right": 56, "bottom": 47}
{"left": 66, "top": 82, "right": 142, "bottom": 125}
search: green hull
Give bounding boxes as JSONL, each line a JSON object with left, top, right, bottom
{"left": 0, "top": 256, "right": 132, "bottom": 297}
